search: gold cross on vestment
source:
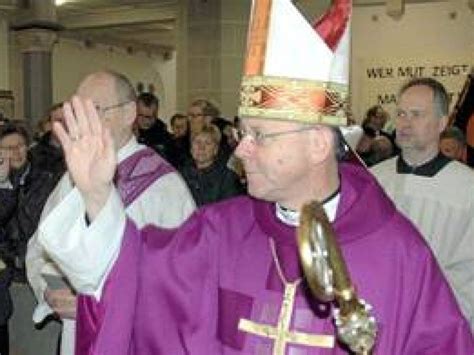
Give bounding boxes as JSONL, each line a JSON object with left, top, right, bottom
{"left": 238, "top": 281, "right": 335, "bottom": 355}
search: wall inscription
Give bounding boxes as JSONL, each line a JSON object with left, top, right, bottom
{"left": 360, "top": 62, "right": 472, "bottom": 112}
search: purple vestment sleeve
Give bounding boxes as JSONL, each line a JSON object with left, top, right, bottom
{"left": 76, "top": 221, "right": 142, "bottom": 355}
{"left": 77, "top": 211, "right": 223, "bottom": 355}
{"left": 133, "top": 215, "right": 222, "bottom": 354}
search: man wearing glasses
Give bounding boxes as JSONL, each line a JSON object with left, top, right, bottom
{"left": 26, "top": 70, "right": 195, "bottom": 355}
{"left": 38, "top": 1, "right": 473, "bottom": 354}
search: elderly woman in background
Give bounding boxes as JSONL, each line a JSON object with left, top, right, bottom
{"left": 180, "top": 124, "right": 244, "bottom": 206}
{"left": 0, "top": 124, "right": 57, "bottom": 281}
{"left": 0, "top": 123, "right": 58, "bottom": 355}
{"left": 187, "top": 99, "right": 234, "bottom": 160}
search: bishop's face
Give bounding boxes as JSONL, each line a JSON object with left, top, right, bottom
{"left": 235, "top": 118, "right": 315, "bottom": 209}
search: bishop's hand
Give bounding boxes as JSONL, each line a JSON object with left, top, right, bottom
{"left": 53, "top": 96, "right": 116, "bottom": 220}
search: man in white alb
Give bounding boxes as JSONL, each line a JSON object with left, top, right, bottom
{"left": 371, "top": 77, "right": 474, "bottom": 331}
{"left": 26, "top": 70, "right": 195, "bottom": 354}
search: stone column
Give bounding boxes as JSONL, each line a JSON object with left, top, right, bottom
{"left": 9, "top": 8, "right": 62, "bottom": 353}
{"left": 0, "top": 13, "right": 9, "bottom": 90}
{"left": 12, "top": 0, "right": 60, "bottom": 127}
{"left": 219, "top": 0, "right": 251, "bottom": 116}
{"left": 15, "top": 29, "right": 57, "bottom": 126}
{"left": 187, "top": 0, "right": 222, "bottom": 107}
{"left": 175, "top": 0, "right": 189, "bottom": 111}
{"left": 185, "top": 0, "right": 251, "bottom": 117}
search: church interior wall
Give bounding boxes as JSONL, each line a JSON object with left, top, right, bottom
{"left": 1, "top": 1, "right": 472, "bottom": 126}
{"left": 4, "top": 35, "right": 176, "bottom": 124}
{"left": 7, "top": 32, "right": 22, "bottom": 123}
{"left": 351, "top": 1, "right": 473, "bottom": 124}
{"left": 0, "top": 17, "right": 9, "bottom": 90}
{"left": 52, "top": 38, "right": 177, "bottom": 123}
{"left": 187, "top": 0, "right": 473, "bottom": 122}
{"left": 187, "top": 0, "right": 222, "bottom": 116}
{"left": 218, "top": 0, "right": 251, "bottom": 119}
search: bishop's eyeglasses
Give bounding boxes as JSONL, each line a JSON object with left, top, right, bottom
{"left": 233, "top": 125, "right": 317, "bottom": 145}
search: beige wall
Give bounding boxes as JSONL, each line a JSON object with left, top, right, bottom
{"left": 52, "top": 38, "right": 177, "bottom": 122}
{"left": 185, "top": 0, "right": 251, "bottom": 119}
{"left": 4, "top": 35, "right": 176, "bottom": 123}
{"left": 0, "top": 17, "right": 15, "bottom": 120}
{"left": 8, "top": 33, "right": 22, "bottom": 121}
{"left": 2, "top": 1, "right": 473, "bottom": 124}
{"left": 186, "top": 0, "right": 473, "bottom": 121}
{"left": 351, "top": 1, "right": 474, "bottom": 123}
{"left": 236, "top": 1, "right": 473, "bottom": 122}
{"left": 218, "top": 0, "right": 251, "bottom": 118}
{"left": 0, "top": 17, "right": 9, "bottom": 90}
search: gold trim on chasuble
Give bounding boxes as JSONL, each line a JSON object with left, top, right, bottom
{"left": 238, "top": 281, "right": 335, "bottom": 354}
{"left": 238, "top": 239, "right": 335, "bottom": 354}
{"left": 239, "top": 76, "right": 349, "bottom": 126}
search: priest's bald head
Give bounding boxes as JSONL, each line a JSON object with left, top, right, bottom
{"left": 76, "top": 70, "right": 137, "bottom": 151}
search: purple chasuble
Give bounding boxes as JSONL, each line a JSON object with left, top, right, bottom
{"left": 78, "top": 163, "right": 474, "bottom": 354}
{"left": 75, "top": 148, "right": 174, "bottom": 355}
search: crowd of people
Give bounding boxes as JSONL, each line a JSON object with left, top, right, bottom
{"left": 0, "top": 73, "right": 472, "bottom": 354}
{"left": 0, "top": 0, "right": 473, "bottom": 353}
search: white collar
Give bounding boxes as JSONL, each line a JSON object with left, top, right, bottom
{"left": 117, "top": 136, "right": 143, "bottom": 163}
{"left": 275, "top": 193, "right": 340, "bottom": 226}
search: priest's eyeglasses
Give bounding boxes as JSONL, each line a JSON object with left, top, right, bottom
{"left": 0, "top": 142, "right": 26, "bottom": 153}
{"left": 234, "top": 125, "right": 316, "bottom": 145}
{"left": 95, "top": 101, "right": 133, "bottom": 117}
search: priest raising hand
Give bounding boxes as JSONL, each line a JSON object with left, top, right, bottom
{"left": 28, "top": 70, "right": 195, "bottom": 355}
{"left": 53, "top": 97, "right": 116, "bottom": 220}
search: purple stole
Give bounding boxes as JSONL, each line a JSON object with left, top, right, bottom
{"left": 75, "top": 148, "right": 174, "bottom": 355}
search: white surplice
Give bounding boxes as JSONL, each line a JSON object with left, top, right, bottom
{"left": 27, "top": 136, "right": 195, "bottom": 354}
{"left": 371, "top": 157, "right": 474, "bottom": 331}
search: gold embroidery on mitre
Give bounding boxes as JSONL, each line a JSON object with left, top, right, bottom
{"left": 238, "top": 76, "right": 348, "bottom": 126}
